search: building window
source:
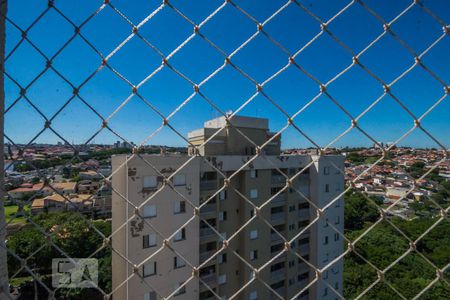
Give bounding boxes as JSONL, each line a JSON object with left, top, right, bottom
{"left": 174, "top": 282, "right": 186, "bottom": 296}
{"left": 250, "top": 189, "right": 258, "bottom": 199}
{"left": 323, "top": 287, "right": 328, "bottom": 297}
{"left": 143, "top": 176, "right": 157, "bottom": 189}
{"left": 174, "top": 228, "right": 186, "bottom": 241}
{"left": 249, "top": 291, "right": 257, "bottom": 300}
{"left": 173, "top": 174, "right": 186, "bottom": 186}
{"left": 289, "top": 224, "right": 295, "bottom": 231}
{"left": 324, "top": 218, "right": 329, "bottom": 227}
{"left": 144, "top": 292, "right": 156, "bottom": 300}
{"left": 289, "top": 205, "right": 295, "bottom": 212}
{"left": 334, "top": 233, "right": 340, "bottom": 241}
{"left": 298, "top": 272, "right": 308, "bottom": 282}
{"left": 219, "top": 211, "right": 227, "bottom": 221}
{"left": 143, "top": 205, "right": 156, "bottom": 218}
{"left": 335, "top": 282, "right": 339, "bottom": 290}
{"left": 332, "top": 266, "right": 339, "bottom": 274}
{"left": 143, "top": 234, "right": 156, "bottom": 248}
{"left": 324, "top": 270, "right": 328, "bottom": 279}
{"left": 325, "top": 184, "right": 330, "bottom": 193}
{"left": 174, "top": 201, "right": 186, "bottom": 214}
{"left": 218, "top": 253, "right": 227, "bottom": 264}
{"left": 174, "top": 256, "right": 186, "bottom": 269}
{"left": 324, "top": 167, "right": 330, "bottom": 175}
{"left": 335, "top": 199, "right": 341, "bottom": 208}
{"left": 143, "top": 262, "right": 156, "bottom": 277}
{"left": 250, "top": 208, "right": 256, "bottom": 217}
{"left": 250, "top": 250, "right": 258, "bottom": 261}
{"left": 219, "top": 190, "right": 227, "bottom": 201}
{"left": 250, "top": 169, "right": 258, "bottom": 178}
{"left": 324, "top": 236, "right": 329, "bottom": 245}
{"left": 250, "top": 230, "right": 258, "bottom": 240}
{"left": 218, "top": 274, "right": 227, "bottom": 285}
{"left": 335, "top": 216, "right": 340, "bottom": 224}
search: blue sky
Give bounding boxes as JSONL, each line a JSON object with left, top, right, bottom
{"left": 4, "top": 0, "right": 450, "bottom": 149}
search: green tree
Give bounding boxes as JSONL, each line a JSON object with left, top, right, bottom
{"left": 344, "top": 191, "right": 379, "bottom": 231}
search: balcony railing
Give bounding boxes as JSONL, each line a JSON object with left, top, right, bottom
{"left": 298, "top": 209, "right": 309, "bottom": 220}
{"left": 298, "top": 262, "right": 308, "bottom": 273}
{"left": 270, "top": 212, "right": 285, "bottom": 221}
{"left": 200, "top": 202, "right": 217, "bottom": 214}
{"left": 270, "top": 287, "right": 286, "bottom": 299}
{"left": 200, "top": 180, "right": 217, "bottom": 191}
{"left": 200, "top": 273, "right": 216, "bottom": 285}
{"left": 271, "top": 175, "right": 285, "bottom": 184}
{"left": 270, "top": 268, "right": 285, "bottom": 279}
{"left": 298, "top": 277, "right": 309, "bottom": 289}
{"left": 270, "top": 250, "right": 287, "bottom": 259}
{"left": 270, "top": 232, "right": 283, "bottom": 242}
{"left": 200, "top": 227, "right": 216, "bottom": 238}
{"left": 299, "top": 244, "right": 309, "bottom": 255}
{"left": 271, "top": 193, "right": 286, "bottom": 203}
{"left": 200, "top": 250, "right": 216, "bottom": 263}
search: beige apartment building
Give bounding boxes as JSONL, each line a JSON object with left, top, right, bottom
{"left": 112, "top": 116, "right": 344, "bottom": 300}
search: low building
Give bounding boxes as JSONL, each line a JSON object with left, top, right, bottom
{"left": 8, "top": 181, "right": 77, "bottom": 200}
{"left": 77, "top": 180, "right": 100, "bottom": 194}
{"left": 31, "top": 193, "right": 92, "bottom": 214}
{"left": 79, "top": 170, "right": 102, "bottom": 180}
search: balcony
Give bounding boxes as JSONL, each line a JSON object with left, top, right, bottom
{"left": 200, "top": 180, "right": 217, "bottom": 191}
{"left": 299, "top": 244, "right": 309, "bottom": 255}
{"left": 200, "top": 202, "right": 217, "bottom": 214}
{"left": 270, "top": 250, "right": 287, "bottom": 259}
{"left": 298, "top": 209, "right": 309, "bottom": 220}
{"left": 270, "top": 268, "right": 285, "bottom": 279}
{"left": 270, "top": 212, "right": 285, "bottom": 222}
{"left": 271, "top": 175, "right": 285, "bottom": 185}
{"left": 298, "top": 262, "right": 308, "bottom": 273}
{"left": 200, "top": 227, "right": 216, "bottom": 239}
{"left": 271, "top": 193, "right": 286, "bottom": 204}
{"left": 270, "top": 287, "right": 286, "bottom": 299}
{"left": 295, "top": 185, "right": 310, "bottom": 197}
{"left": 200, "top": 273, "right": 216, "bottom": 285}
{"left": 298, "top": 277, "right": 309, "bottom": 289}
{"left": 270, "top": 232, "right": 283, "bottom": 242}
{"left": 200, "top": 250, "right": 216, "bottom": 263}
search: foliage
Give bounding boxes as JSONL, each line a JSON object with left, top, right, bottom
{"left": 344, "top": 191, "right": 380, "bottom": 231}
{"left": 346, "top": 152, "right": 365, "bottom": 165}
{"left": 7, "top": 212, "right": 112, "bottom": 295}
{"left": 406, "top": 161, "right": 441, "bottom": 179}
{"left": 31, "top": 177, "right": 40, "bottom": 184}
{"left": 344, "top": 192, "right": 450, "bottom": 299}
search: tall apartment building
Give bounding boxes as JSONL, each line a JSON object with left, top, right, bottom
{"left": 112, "top": 115, "right": 344, "bottom": 300}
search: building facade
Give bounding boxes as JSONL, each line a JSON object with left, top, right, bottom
{"left": 112, "top": 116, "right": 344, "bottom": 300}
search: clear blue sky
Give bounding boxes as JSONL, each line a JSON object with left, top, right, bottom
{"left": 4, "top": 0, "right": 450, "bottom": 149}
